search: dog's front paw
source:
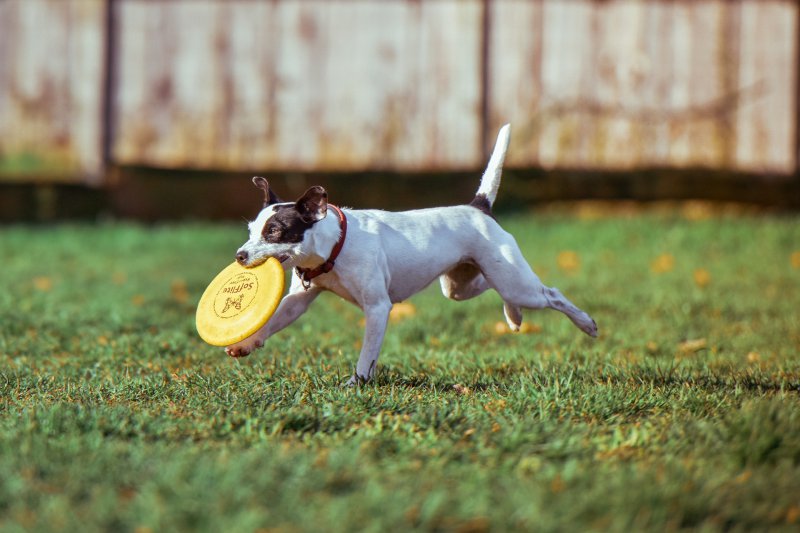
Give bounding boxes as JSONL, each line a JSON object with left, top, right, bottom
{"left": 225, "top": 337, "right": 264, "bottom": 358}
{"left": 343, "top": 374, "right": 371, "bottom": 387}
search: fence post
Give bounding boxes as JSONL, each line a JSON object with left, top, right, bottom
{"left": 101, "top": 0, "right": 118, "bottom": 182}
{"left": 480, "top": 0, "right": 491, "bottom": 161}
{"left": 796, "top": 1, "right": 800, "bottom": 179}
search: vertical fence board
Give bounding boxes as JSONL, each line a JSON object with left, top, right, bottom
{"left": 488, "top": 0, "right": 545, "bottom": 164}
{"left": 489, "top": 0, "right": 797, "bottom": 175}
{"left": 112, "top": 0, "right": 483, "bottom": 171}
{"left": 735, "top": 1, "right": 798, "bottom": 173}
{"left": 0, "top": 0, "right": 105, "bottom": 183}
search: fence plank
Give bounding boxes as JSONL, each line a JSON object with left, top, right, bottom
{"left": 489, "top": 0, "right": 797, "bottom": 175}
{"left": 0, "top": 0, "right": 106, "bottom": 183}
{"left": 735, "top": 1, "right": 798, "bottom": 173}
{"left": 112, "top": 0, "right": 483, "bottom": 171}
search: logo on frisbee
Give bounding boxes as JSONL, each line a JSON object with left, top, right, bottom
{"left": 213, "top": 272, "right": 259, "bottom": 319}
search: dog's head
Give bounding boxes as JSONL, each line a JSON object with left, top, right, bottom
{"left": 235, "top": 177, "right": 329, "bottom": 268}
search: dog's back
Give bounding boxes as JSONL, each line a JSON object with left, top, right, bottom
{"left": 334, "top": 125, "right": 513, "bottom": 302}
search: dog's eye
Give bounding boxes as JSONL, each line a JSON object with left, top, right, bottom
{"left": 264, "top": 225, "right": 282, "bottom": 240}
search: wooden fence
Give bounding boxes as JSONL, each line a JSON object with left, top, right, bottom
{"left": 0, "top": 0, "right": 106, "bottom": 183}
{"left": 1, "top": 0, "right": 798, "bottom": 185}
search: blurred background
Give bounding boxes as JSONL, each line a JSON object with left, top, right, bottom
{"left": 0, "top": 0, "right": 798, "bottom": 221}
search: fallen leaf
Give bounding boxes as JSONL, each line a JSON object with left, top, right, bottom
{"left": 389, "top": 302, "right": 416, "bottom": 323}
{"left": 550, "top": 475, "right": 566, "bottom": 493}
{"left": 734, "top": 470, "right": 752, "bottom": 484}
{"left": 493, "top": 321, "right": 541, "bottom": 335}
{"left": 118, "top": 486, "right": 137, "bottom": 503}
{"left": 453, "top": 384, "right": 471, "bottom": 396}
{"left": 405, "top": 505, "right": 420, "bottom": 525}
{"left": 792, "top": 251, "right": 800, "bottom": 269}
{"left": 787, "top": 506, "right": 800, "bottom": 525}
{"left": 483, "top": 399, "right": 507, "bottom": 413}
{"left": 693, "top": 268, "right": 711, "bottom": 288}
{"left": 682, "top": 201, "right": 714, "bottom": 221}
{"left": 454, "top": 517, "right": 490, "bottom": 533}
{"left": 171, "top": 279, "right": 189, "bottom": 303}
{"left": 651, "top": 254, "right": 675, "bottom": 274}
{"left": 678, "top": 338, "right": 707, "bottom": 355}
{"left": 557, "top": 251, "right": 580, "bottom": 273}
{"left": 33, "top": 276, "right": 53, "bottom": 291}
{"left": 131, "top": 295, "right": 146, "bottom": 306}
{"left": 313, "top": 449, "right": 329, "bottom": 468}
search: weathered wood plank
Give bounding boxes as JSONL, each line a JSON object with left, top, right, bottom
{"left": 0, "top": 0, "right": 106, "bottom": 183}
{"left": 735, "top": 1, "right": 798, "bottom": 173}
{"left": 489, "top": 0, "right": 797, "bottom": 174}
{"left": 112, "top": 0, "right": 484, "bottom": 171}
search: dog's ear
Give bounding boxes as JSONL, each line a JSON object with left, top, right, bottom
{"left": 295, "top": 186, "right": 328, "bottom": 223}
{"left": 252, "top": 176, "right": 281, "bottom": 207}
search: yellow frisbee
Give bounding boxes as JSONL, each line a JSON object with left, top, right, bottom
{"left": 195, "top": 258, "right": 285, "bottom": 346}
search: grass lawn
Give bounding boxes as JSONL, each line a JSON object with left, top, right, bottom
{"left": 1, "top": 205, "right": 799, "bottom": 532}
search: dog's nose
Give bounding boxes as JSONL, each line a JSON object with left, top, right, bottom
{"left": 235, "top": 250, "right": 248, "bottom": 265}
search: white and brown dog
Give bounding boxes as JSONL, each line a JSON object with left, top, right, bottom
{"left": 227, "top": 125, "right": 597, "bottom": 384}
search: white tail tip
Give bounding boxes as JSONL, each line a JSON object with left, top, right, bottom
{"left": 476, "top": 124, "right": 511, "bottom": 205}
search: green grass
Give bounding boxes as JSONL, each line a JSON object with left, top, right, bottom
{"left": 1, "top": 208, "right": 799, "bottom": 532}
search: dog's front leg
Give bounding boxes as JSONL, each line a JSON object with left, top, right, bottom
{"left": 225, "top": 285, "right": 321, "bottom": 358}
{"left": 349, "top": 300, "right": 392, "bottom": 385}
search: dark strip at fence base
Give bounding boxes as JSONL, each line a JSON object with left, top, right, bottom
{"left": 1, "top": 168, "right": 798, "bottom": 223}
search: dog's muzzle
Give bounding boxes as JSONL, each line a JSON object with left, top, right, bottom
{"left": 235, "top": 250, "right": 290, "bottom": 267}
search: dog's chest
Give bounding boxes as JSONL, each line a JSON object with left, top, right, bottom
{"left": 309, "top": 274, "right": 359, "bottom": 306}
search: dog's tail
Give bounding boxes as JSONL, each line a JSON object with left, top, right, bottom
{"left": 473, "top": 124, "right": 511, "bottom": 212}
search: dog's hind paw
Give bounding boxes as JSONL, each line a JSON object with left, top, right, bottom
{"left": 503, "top": 303, "right": 523, "bottom": 332}
{"left": 583, "top": 317, "right": 599, "bottom": 338}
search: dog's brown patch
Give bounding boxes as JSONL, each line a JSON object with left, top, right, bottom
{"left": 469, "top": 193, "right": 494, "bottom": 219}
{"left": 260, "top": 186, "right": 329, "bottom": 243}
{"left": 261, "top": 204, "right": 315, "bottom": 243}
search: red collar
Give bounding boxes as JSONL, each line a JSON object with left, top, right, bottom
{"left": 296, "top": 204, "right": 347, "bottom": 290}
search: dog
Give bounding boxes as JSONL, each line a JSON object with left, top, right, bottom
{"left": 226, "top": 125, "right": 598, "bottom": 384}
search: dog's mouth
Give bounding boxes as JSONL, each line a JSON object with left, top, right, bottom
{"left": 241, "top": 254, "right": 290, "bottom": 268}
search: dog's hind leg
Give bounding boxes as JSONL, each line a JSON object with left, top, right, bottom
{"left": 441, "top": 262, "right": 525, "bottom": 332}
{"left": 539, "top": 285, "right": 598, "bottom": 337}
{"left": 439, "top": 263, "right": 489, "bottom": 301}
{"left": 476, "top": 238, "right": 598, "bottom": 337}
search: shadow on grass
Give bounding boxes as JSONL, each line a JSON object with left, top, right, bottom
{"left": 368, "top": 362, "right": 800, "bottom": 396}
